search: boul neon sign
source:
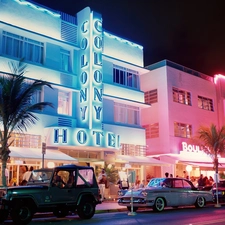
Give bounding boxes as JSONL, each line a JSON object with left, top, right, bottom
{"left": 181, "top": 142, "right": 202, "bottom": 153}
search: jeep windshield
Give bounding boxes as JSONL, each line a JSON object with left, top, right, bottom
{"left": 28, "top": 169, "right": 53, "bottom": 184}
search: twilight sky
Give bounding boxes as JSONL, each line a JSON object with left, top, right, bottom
{"left": 31, "top": 0, "right": 225, "bottom": 76}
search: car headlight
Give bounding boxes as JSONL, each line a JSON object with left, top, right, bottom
{"left": 141, "top": 191, "right": 147, "bottom": 197}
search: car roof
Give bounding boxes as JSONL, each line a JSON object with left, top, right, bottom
{"left": 33, "top": 164, "right": 94, "bottom": 172}
{"left": 152, "top": 178, "right": 189, "bottom": 181}
{"left": 55, "top": 164, "right": 94, "bottom": 170}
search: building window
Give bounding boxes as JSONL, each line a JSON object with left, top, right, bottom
{"left": 30, "top": 90, "right": 42, "bottom": 104}
{"left": 174, "top": 122, "right": 192, "bottom": 138}
{"left": 2, "top": 31, "right": 44, "bottom": 64}
{"left": 114, "top": 102, "right": 139, "bottom": 125}
{"left": 8, "top": 133, "right": 41, "bottom": 148}
{"left": 143, "top": 123, "right": 159, "bottom": 138}
{"left": 113, "top": 65, "right": 139, "bottom": 89}
{"left": 173, "top": 87, "right": 191, "bottom": 106}
{"left": 60, "top": 49, "right": 71, "bottom": 72}
{"left": 120, "top": 144, "right": 147, "bottom": 156}
{"left": 145, "top": 89, "right": 158, "bottom": 104}
{"left": 58, "top": 91, "right": 71, "bottom": 115}
{"left": 198, "top": 96, "right": 214, "bottom": 111}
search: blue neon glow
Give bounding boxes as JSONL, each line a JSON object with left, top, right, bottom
{"left": 14, "top": 0, "right": 60, "bottom": 17}
{"left": 104, "top": 32, "right": 143, "bottom": 50}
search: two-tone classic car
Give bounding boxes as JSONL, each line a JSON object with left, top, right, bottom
{"left": 118, "top": 177, "right": 213, "bottom": 212}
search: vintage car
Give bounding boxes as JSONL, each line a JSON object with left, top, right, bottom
{"left": 118, "top": 177, "right": 213, "bottom": 212}
{"left": 212, "top": 180, "right": 225, "bottom": 202}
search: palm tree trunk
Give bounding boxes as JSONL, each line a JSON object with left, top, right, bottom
{"left": 1, "top": 159, "right": 7, "bottom": 187}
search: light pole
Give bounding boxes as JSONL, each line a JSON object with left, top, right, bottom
{"left": 214, "top": 172, "right": 221, "bottom": 207}
{"left": 42, "top": 142, "right": 46, "bottom": 168}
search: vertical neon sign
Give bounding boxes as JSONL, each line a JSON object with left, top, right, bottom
{"left": 91, "top": 14, "right": 103, "bottom": 129}
{"left": 79, "top": 8, "right": 103, "bottom": 130}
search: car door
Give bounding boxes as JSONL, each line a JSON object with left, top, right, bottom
{"left": 160, "top": 179, "right": 177, "bottom": 206}
{"left": 50, "top": 170, "right": 75, "bottom": 203}
{"left": 184, "top": 180, "right": 198, "bottom": 205}
{"left": 172, "top": 179, "right": 188, "bottom": 206}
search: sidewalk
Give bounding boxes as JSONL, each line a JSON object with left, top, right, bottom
{"left": 96, "top": 200, "right": 127, "bottom": 213}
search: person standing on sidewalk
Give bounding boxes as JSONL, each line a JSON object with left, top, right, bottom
{"left": 98, "top": 169, "right": 107, "bottom": 201}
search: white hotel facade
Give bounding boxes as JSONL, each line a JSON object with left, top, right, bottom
{"left": 0, "top": 0, "right": 158, "bottom": 185}
{"left": 1, "top": 0, "right": 225, "bottom": 185}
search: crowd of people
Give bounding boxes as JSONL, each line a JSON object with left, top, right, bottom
{"left": 164, "top": 172, "right": 215, "bottom": 188}
{"left": 196, "top": 174, "right": 214, "bottom": 188}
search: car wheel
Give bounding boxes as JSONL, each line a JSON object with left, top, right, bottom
{"left": 77, "top": 201, "right": 95, "bottom": 219}
{"left": 153, "top": 197, "right": 165, "bottom": 212}
{"left": 10, "top": 203, "right": 33, "bottom": 225}
{"left": 0, "top": 209, "right": 9, "bottom": 223}
{"left": 127, "top": 206, "right": 138, "bottom": 212}
{"left": 53, "top": 207, "right": 69, "bottom": 218}
{"left": 195, "top": 196, "right": 205, "bottom": 208}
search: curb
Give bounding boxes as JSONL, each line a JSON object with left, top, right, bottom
{"left": 96, "top": 208, "right": 127, "bottom": 214}
{"left": 32, "top": 207, "right": 127, "bottom": 218}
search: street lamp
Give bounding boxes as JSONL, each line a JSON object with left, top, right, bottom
{"left": 186, "top": 165, "right": 192, "bottom": 179}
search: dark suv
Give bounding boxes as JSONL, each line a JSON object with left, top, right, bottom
{"left": 0, "top": 164, "right": 101, "bottom": 225}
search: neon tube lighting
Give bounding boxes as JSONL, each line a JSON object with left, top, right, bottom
{"left": 214, "top": 74, "right": 225, "bottom": 84}
{"left": 104, "top": 32, "right": 143, "bottom": 49}
{"left": 14, "top": 0, "right": 60, "bottom": 17}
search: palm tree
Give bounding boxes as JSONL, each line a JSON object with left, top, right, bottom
{"left": 0, "top": 60, "right": 53, "bottom": 186}
{"left": 193, "top": 123, "right": 225, "bottom": 207}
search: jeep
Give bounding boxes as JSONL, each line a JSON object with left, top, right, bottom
{"left": 0, "top": 164, "right": 101, "bottom": 225}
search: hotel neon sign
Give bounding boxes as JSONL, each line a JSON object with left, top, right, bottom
{"left": 52, "top": 128, "right": 119, "bottom": 148}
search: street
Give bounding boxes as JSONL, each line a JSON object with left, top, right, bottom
{"left": 3, "top": 205, "right": 225, "bottom": 225}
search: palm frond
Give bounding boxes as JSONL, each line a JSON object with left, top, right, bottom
{"left": 192, "top": 123, "right": 225, "bottom": 174}
{"left": 0, "top": 60, "right": 53, "bottom": 158}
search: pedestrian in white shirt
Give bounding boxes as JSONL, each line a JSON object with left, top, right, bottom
{"left": 23, "top": 166, "right": 34, "bottom": 182}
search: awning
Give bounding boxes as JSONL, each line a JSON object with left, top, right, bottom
{"left": 159, "top": 154, "right": 225, "bottom": 168}
{"left": 187, "top": 162, "right": 225, "bottom": 168}
{"left": 9, "top": 147, "right": 77, "bottom": 163}
{"left": 116, "top": 155, "right": 170, "bottom": 165}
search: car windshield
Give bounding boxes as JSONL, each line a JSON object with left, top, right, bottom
{"left": 28, "top": 170, "right": 53, "bottom": 184}
{"left": 147, "top": 178, "right": 165, "bottom": 187}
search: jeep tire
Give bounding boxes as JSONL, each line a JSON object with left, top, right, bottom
{"left": 10, "top": 202, "right": 33, "bottom": 225}
{"left": 77, "top": 201, "right": 95, "bottom": 219}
